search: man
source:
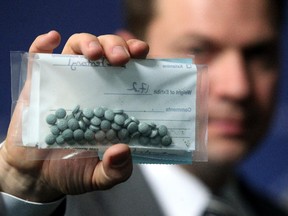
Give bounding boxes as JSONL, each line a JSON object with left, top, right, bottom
{"left": 0, "top": 0, "right": 287, "bottom": 215}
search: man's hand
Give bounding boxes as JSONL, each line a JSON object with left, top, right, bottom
{"left": 0, "top": 30, "right": 149, "bottom": 202}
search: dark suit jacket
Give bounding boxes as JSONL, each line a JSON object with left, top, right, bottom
{"left": 52, "top": 166, "right": 287, "bottom": 216}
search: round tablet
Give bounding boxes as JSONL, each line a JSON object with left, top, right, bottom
{"left": 50, "top": 125, "right": 60, "bottom": 135}
{"left": 100, "top": 120, "right": 111, "bottom": 131}
{"left": 72, "top": 105, "right": 80, "bottom": 115}
{"left": 82, "top": 117, "right": 91, "bottom": 125}
{"left": 62, "top": 129, "right": 73, "bottom": 141}
{"left": 127, "top": 122, "right": 138, "bottom": 134}
{"left": 56, "top": 135, "right": 65, "bottom": 145}
{"left": 68, "top": 118, "right": 79, "bottom": 131}
{"left": 78, "top": 120, "right": 87, "bottom": 130}
{"left": 83, "top": 108, "right": 94, "bottom": 119}
{"left": 73, "top": 129, "right": 84, "bottom": 141}
{"left": 114, "top": 114, "right": 126, "bottom": 126}
{"left": 150, "top": 136, "right": 161, "bottom": 146}
{"left": 74, "top": 111, "right": 83, "bottom": 120}
{"left": 95, "top": 130, "right": 106, "bottom": 142}
{"left": 161, "top": 135, "right": 172, "bottom": 146}
{"left": 84, "top": 129, "right": 95, "bottom": 141}
{"left": 139, "top": 136, "right": 150, "bottom": 145}
{"left": 89, "top": 125, "right": 100, "bottom": 133}
{"left": 55, "top": 108, "right": 66, "bottom": 119}
{"left": 124, "top": 117, "right": 133, "bottom": 127}
{"left": 93, "top": 107, "right": 105, "bottom": 118}
{"left": 111, "top": 123, "right": 122, "bottom": 131}
{"left": 158, "top": 125, "right": 168, "bottom": 137}
{"left": 106, "top": 129, "right": 117, "bottom": 141}
{"left": 149, "top": 129, "right": 158, "bottom": 138}
{"left": 113, "top": 109, "right": 124, "bottom": 114}
{"left": 118, "top": 128, "right": 129, "bottom": 141}
{"left": 57, "top": 119, "right": 68, "bottom": 131}
{"left": 104, "top": 109, "right": 115, "bottom": 121}
{"left": 138, "top": 122, "right": 151, "bottom": 135}
{"left": 45, "top": 134, "right": 56, "bottom": 145}
{"left": 90, "top": 116, "right": 101, "bottom": 126}
{"left": 46, "top": 114, "right": 57, "bottom": 125}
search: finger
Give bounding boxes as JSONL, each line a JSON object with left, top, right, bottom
{"left": 62, "top": 33, "right": 104, "bottom": 60}
{"left": 98, "top": 35, "right": 132, "bottom": 66}
{"left": 127, "top": 39, "right": 149, "bottom": 59}
{"left": 29, "top": 30, "right": 61, "bottom": 53}
{"left": 94, "top": 144, "right": 132, "bottom": 190}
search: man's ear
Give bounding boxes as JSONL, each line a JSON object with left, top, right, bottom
{"left": 115, "top": 29, "right": 137, "bottom": 41}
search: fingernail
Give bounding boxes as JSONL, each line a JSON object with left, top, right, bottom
{"left": 112, "top": 46, "right": 130, "bottom": 57}
{"left": 89, "top": 41, "right": 101, "bottom": 49}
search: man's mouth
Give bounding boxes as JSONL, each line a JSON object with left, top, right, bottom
{"left": 208, "top": 117, "right": 245, "bottom": 137}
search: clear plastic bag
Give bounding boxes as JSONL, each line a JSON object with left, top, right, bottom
{"left": 10, "top": 52, "right": 208, "bottom": 164}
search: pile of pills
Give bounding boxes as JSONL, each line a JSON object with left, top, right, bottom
{"left": 45, "top": 106, "right": 172, "bottom": 147}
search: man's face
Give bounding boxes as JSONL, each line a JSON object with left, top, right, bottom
{"left": 145, "top": 0, "right": 279, "bottom": 165}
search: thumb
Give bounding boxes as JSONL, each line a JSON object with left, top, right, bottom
{"left": 29, "top": 30, "right": 61, "bottom": 53}
{"left": 94, "top": 144, "right": 133, "bottom": 190}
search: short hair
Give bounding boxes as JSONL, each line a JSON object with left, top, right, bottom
{"left": 122, "top": 0, "right": 285, "bottom": 39}
{"left": 122, "top": 0, "right": 155, "bottom": 39}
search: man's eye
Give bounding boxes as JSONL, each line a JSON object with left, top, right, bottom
{"left": 189, "top": 46, "right": 208, "bottom": 55}
{"left": 245, "top": 45, "right": 279, "bottom": 69}
{"left": 187, "top": 46, "right": 214, "bottom": 63}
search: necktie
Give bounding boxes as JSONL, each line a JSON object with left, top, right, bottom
{"left": 202, "top": 196, "right": 239, "bottom": 216}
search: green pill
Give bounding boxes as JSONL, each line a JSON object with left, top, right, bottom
{"left": 50, "top": 125, "right": 60, "bottom": 135}
{"left": 68, "top": 118, "right": 79, "bottom": 131}
{"left": 83, "top": 108, "right": 94, "bottom": 119}
{"left": 148, "top": 122, "right": 157, "bottom": 129}
{"left": 62, "top": 129, "right": 73, "bottom": 141}
{"left": 73, "top": 129, "right": 84, "bottom": 141}
{"left": 90, "top": 116, "right": 101, "bottom": 126}
{"left": 78, "top": 120, "right": 87, "bottom": 130}
{"left": 72, "top": 105, "right": 80, "bottom": 115}
{"left": 127, "top": 122, "right": 138, "bottom": 134}
{"left": 93, "top": 107, "right": 105, "bottom": 118}
{"left": 46, "top": 114, "right": 57, "bottom": 125}
{"left": 139, "top": 136, "right": 150, "bottom": 145}
{"left": 84, "top": 129, "right": 95, "bottom": 141}
{"left": 67, "top": 140, "right": 76, "bottom": 145}
{"left": 65, "top": 114, "right": 74, "bottom": 121}
{"left": 57, "top": 119, "right": 68, "bottom": 131}
{"left": 95, "top": 130, "right": 106, "bottom": 142}
{"left": 111, "top": 123, "right": 122, "bottom": 131}
{"left": 149, "top": 129, "right": 158, "bottom": 138}
{"left": 124, "top": 118, "right": 133, "bottom": 127}
{"left": 113, "top": 109, "right": 124, "bottom": 114}
{"left": 104, "top": 109, "right": 115, "bottom": 121}
{"left": 158, "top": 125, "right": 168, "bottom": 137}
{"left": 106, "top": 129, "right": 117, "bottom": 141}
{"left": 131, "top": 116, "right": 140, "bottom": 124}
{"left": 45, "top": 134, "right": 56, "bottom": 145}
{"left": 100, "top": 120, "right": 111, "bottom": 131}
{"left": 74, "top": 111, "right": 83, "bottom": 121}
{"left": 89, "top": 125, "right": 100, "bottom": 133}
{"left": 161, "top": 135, "right": 172, "bottom": 146}
{"left": 114, "top": 114, "right": 126, "bottom": 126}
{"left": 56, "top": 135, "right": 65, "bottom": 145}
{"left": 82, "top": 117, "right": 91, "bottom": 125}
{"left": 138, "top": 122, "right": 151, "bottom": 134}
{"left": 118, "top": 128, "right": 129, "bottom": 141}
{"left": 55, "top": 108, "right": 66, "bottom": 119}
{"left": 150, "top": 136, "right": 161, "bottom": 146}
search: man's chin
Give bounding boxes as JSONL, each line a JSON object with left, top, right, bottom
{"left": 207, "top": 139, "right": 250, "bottom": 166}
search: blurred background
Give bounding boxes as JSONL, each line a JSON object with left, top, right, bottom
{"left": 0, "top": 0, "right": 287, "bottom": 210}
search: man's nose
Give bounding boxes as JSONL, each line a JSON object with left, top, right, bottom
{"left": 209, "top": 49, "right": 251, "bottom": 101}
